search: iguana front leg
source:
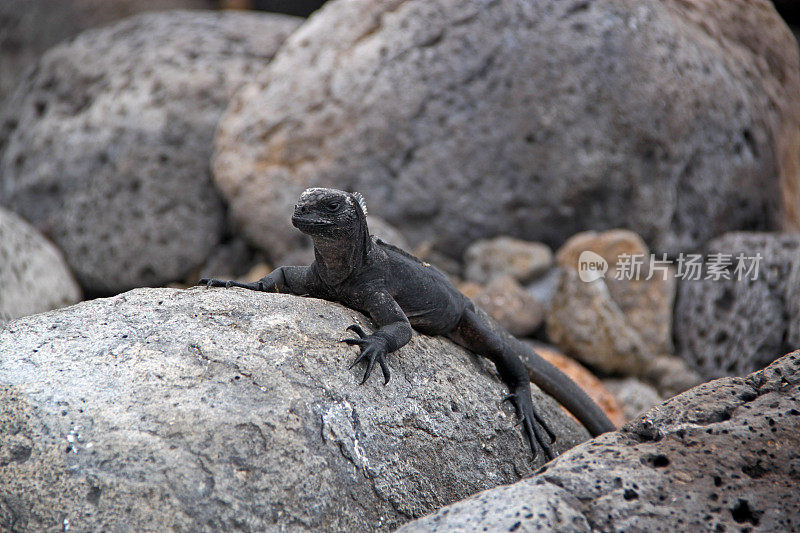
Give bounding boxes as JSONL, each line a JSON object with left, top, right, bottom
{"left": 342, "top": 289, "right": 412, "bottom": 385}
{"left": 199, "top": 266, "right": 314, "bottom": 295}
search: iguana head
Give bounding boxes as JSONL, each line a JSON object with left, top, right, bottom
{"left": 292, "top": 188, "right": 368, "bottom": 237}
{"left": 292, "top": 187, "right": 372, "bottom": 280}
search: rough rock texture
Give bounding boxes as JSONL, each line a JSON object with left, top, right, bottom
{"left": 0, "top": 287, "right": 587, "bottom": 531}
{"left": 0, "top": 11, "right": 301, "bottom": 294}
{"left": 471, "top": 276, "right": 544, "bottom": 338}
{"left": 0, "top": 208, "right": 81, "bottom": 323}
{"left": 213, "top": 0, "right": 800, "bottom": 263}
{"left": 675, "top": 232, "right": 800, "bottom": 379}
{"left": 463, "top": 237, "right": 552, "bottom": 284}
{"left": 528, "top": 343, "right": 625, "bottom": 429}
{"left": 548, "top": 270, "right": 651, "bottom": 375}
{"left": 397, "top": 350, "right": 800, "bottom": 532}
{"left": 0, "top": 0, "right": 213, "bottom": 107}
{"left": 548, "top": 229, "right": 680, "bottom": 375}
{"left": 556, "top": 229, "right": 676, "bottom": 355}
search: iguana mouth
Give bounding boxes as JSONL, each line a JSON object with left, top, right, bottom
{"left": 291, "top": 215, "right": 334, "bottom": 229}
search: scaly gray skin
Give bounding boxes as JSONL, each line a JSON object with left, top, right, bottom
{"left": 200, "top": 188, "right": 615, "bottom": 459}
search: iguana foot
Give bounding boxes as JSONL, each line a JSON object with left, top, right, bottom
{"left": 505, "top": 390, "right": 556, "bottom": 461}
{"left": 198, "top": 278, "right": 262, "bottom": 290}
{"left": 341, "top": 324, "right": 391, "bottom": 385}
{"left": 199, "top": 278, "right": 227, "bottom": 287}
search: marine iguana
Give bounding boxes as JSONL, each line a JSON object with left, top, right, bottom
{"left": 200, "top": 187, "right": 614, "bottom": 459}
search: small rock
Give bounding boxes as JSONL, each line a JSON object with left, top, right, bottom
{"left": 555, "top": 229, "right": 648, "bottom": 270}
{"left": 464, "top": 237, "right": 553, "bottom": 284}
{"left": 548, "top": 230, "right": 676, "bottom": 373}
{"left": 546, "top": 269, "right": 651, "bottom": 375}
{"left": 674, "top": 232, "right": 800, "bottom": 379}
{"left": 524, "top": 266, "right": 561, "bottom": 311}
{"left": 643, "top": 354, "right": 705, "bottom": 399}
{"left": 0, "top": 208, "right": 81, "bottom": 322}
{"left": 602, "top": 378, "right": 662, "bottom": 422}
{"left": 472, "top": 276, "right": 544, "bottom": 337}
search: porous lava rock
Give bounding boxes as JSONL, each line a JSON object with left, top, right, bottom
{"left": 0, "top": 10, "right": 301, "bottom": 294}
{"left": 397, "top": 350, "right": 800, "bottom": 532}
{"left": 675, "top": 231, "right": 800, "bottom": 379}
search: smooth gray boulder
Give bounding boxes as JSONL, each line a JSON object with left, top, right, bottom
{"left": 213, "top": 0, "right": 800, "bottom": 263}
{"left": 0, "top": 10, "right": 301, "bottom": 294}
{"left": 674, "top": 232, "right": 800, "bottom": 379}
{"left": 0, "top": 287, "right": 587, "bottom": 531}
{"left": 397, "top": 350, "right": 800, "bottom": 532}
{"left": 0, "top": 208, "right": 81, "bottom": 323}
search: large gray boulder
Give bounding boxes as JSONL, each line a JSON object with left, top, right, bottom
{"left": 0, "top": 10, "right": 301, "bottom": 294}
{"left": 0, "top": 0, "right": 213, "bottom": 109}
{"left": 213, "top": 0, "right": 800, "bottom": 263}
{"left": 674, "top": 232, "right": 800, "bottom": 379}
{"left": 0, "top": 287, "right": 586, "bottom": 531}
{"left": 0, "top": 208, "right": 81, "bottom": 322}
{"left": 398, "top": 350, "right": 800, "bottom": 532}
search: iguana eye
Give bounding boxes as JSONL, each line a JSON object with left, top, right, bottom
{"left": 325, "top": 201, "right": 341, "bottom": 212}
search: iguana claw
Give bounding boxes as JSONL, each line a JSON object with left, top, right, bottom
{"left": 342, "top": 325, "right": 391, "bottom": 385}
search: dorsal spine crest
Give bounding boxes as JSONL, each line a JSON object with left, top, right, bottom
{"left": 352, "top": 192, "right": 368, "bottom": 216}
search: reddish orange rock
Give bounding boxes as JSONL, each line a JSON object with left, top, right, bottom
{"left": 526, "top": 343, "right": 625, "bottom": 429}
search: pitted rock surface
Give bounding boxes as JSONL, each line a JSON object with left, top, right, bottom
{"left": 0, "top": 287, "right": 587, "bottom": 531}
{"left": 675, "top": 232, "right": 800, "bottom": 379}
{"left": 0, "top": 10, "right": 301, "bottom": 294}
{"left": 0, "top": 0, "right": 212, "bottom": 107}
{"left": 0, "top": 208, "right": 81, "bottom": 323}
{"left": 213, "top": 0, "right": 799, "bottom": 262}
{"left": 397, "top": 350, "right": 800, "bottom": 532}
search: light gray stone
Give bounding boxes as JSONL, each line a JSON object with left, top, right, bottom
{"left": 0, "top": 287, "right": 588, "bottom": 531}
{"left": 464, "top": 237, "right": 553, "bottom": 284}
{"left": 398, "top": 351, "right": 800, "bottom": 532}
{"left": 0, "top": 208, "right": 81, "bottom": 322}
{"left": 472, "top": 275, "right": 544, "bottom": 338}
{"left": 675, "top": 232, "right": 800, "bottom": 379}
{"left": 0, "top": 10, "right": 301, "bottom": 294}
{"left": 213, "top": 0, "right": 800, "bottom": 263}
{"left": 603, "top": 377, "right": 662, "bottom": 422}
{"left": 643, "top": 354, "right": 704, "bottom": 399}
